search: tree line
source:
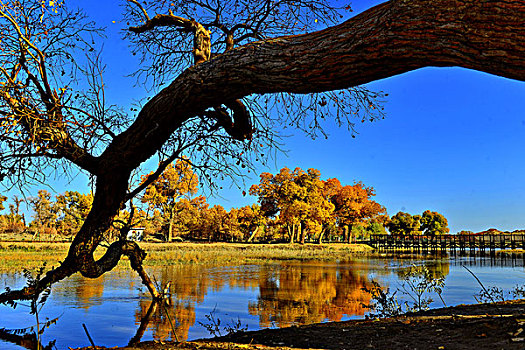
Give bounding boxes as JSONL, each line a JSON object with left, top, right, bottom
{"left": 0, "top": 191, "right": 92, "bottom": 239}
{"left": 0, "top": 161, "right": 449, "bottom": 242}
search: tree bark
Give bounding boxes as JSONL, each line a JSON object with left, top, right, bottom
{"left": 247, "top": 226, "right": 260, "bottom": 242}
{"left": 347, "top": 225, "right": 355, "bottom": 244}
{"left": 1, "top": 0, "right": 524, "bottom": 303}
{"left": 289, "top": 224, "right": 295, "bottom": 244}
{"left": 318, "top": 228, "right": 326, "bottom": 244}
{"left": 168, "top": 206, "right": 176, "bottom": 242}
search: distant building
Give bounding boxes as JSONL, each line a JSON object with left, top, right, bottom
{"left": 127, "top": 227, "right": 145, "bottom": 241}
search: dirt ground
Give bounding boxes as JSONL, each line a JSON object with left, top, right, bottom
{"left": 75, "top": 299, "right": 525, "bottom": 350}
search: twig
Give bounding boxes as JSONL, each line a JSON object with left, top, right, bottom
{"left": 82, "top": 323, "right": 95, "bottom": 348}
{"left": 462, "top": 265, "right": 495, "bottom": 304}
{"left": 462, "top": 265, "right": 503, "bottom": 316}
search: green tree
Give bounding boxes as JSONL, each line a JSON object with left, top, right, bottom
{"left": 141, "top": 159, "right": 199, "bottom": 242}
{"left": 366, "top": 221, "right": 388, "bottom": 236}
{"left": 420, "top": 210, "right": 449, "bottom": 236}
{"left": 387, "top": 212, "right": 421, "bottom": 236}
{"left": 0, "top": 0, "right": 522, "bottom": 302}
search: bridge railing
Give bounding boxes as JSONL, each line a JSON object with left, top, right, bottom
{"left": 368, "top": 233, "right": 525, "bottom": 252}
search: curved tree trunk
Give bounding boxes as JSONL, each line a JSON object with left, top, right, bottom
{"left": 1, "top": 0, "right": 523, "bottom": 303}
{"left": 247, "top": 226, "right": 260, "bottom": 242}
{"left": 318, "top": 227, "right": 326, "bottom": 244}
{"left": 0, "top": 171, "right": 161, "bottom": 303}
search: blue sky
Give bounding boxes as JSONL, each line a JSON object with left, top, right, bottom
{"left": 3, "top": 1, "right": 524, "bottom": 234}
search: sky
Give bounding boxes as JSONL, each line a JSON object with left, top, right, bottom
{"left": 2, "top": 0, "right": 524, "bottom": 234}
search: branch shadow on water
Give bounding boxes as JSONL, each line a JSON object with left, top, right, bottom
{"left": 0, "top": 327, "right": 56, "bottom": 350}
{"left": 128, "top": 299, "right": 159, "bottom": 346}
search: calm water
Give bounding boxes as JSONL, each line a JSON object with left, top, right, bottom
{"left": 0, "top": 256, "right": 523, "bottom": 349}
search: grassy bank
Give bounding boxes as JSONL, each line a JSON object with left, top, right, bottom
{"left": 0, "top": 242, "right": 70, "bottom": 272}
{"left": 0, "top": 242, "right": 373, "bottom": 273}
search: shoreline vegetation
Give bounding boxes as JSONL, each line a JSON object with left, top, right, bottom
{"left": 0, "top": 242, "right": 375, "bottom": 273}
{"left": 1, "top": 241, "right": 523, "bottom": 273}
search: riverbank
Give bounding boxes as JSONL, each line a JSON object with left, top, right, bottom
{"left": 74, "top": 299, "right": 525, "bottom": 350}
{"left": 0, "top": 241, "right": 374, "bottom": 272}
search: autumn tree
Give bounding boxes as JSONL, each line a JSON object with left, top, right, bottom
{"left": 250, "top": 167, "right": 385, "bottom": 244}
{"left": 54, "top": 191, "right": 93, "bottom": 237}
{"left": 141, "top": 159, "right": 199, "bottom": 241}
{"left": 172, "top": 195, "right": 209, "bottom": 240}
{"left": 0, "top": 194, "right": 7, "bottom": 232}
{"left": 0, "top": 0, "right": 523, "bottom": 303}
{"left": 387, "top": 212, "right": 422, "bottom": 236}
{"left": 250, "top": 167, "right": 299, "bottom": 242}
{"left": 198, "top": 204, "right": 230, "bottom": 241}
{"left": 420, "top": 210, "right": 449, "bottom": 236}
{"left": 250, "top": 167, "right": 335, "bottom": 244}
{"left": 0, "top": 194, "right": 6, "bottom": 211}
{"left": 4, "top": 195, "right": 25, "bottom": 234}
{"left": 29, "top": 189, "right": 57, "bottom": 236}
{"left": 328, "top": 180, "right": 386, "bottom": 242}
{"left": 237, "top": 204, "right": 267, "bottom": 242}
{"left": 295, "top": 168, "right": 335, "bottom": 244}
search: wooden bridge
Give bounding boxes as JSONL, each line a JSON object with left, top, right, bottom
{"left": 369, "top": 234, "right": 525, "bottom": 254}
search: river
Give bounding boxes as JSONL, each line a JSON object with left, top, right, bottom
{"left": 0, "top": 255, "right": 523, "bottom": 349}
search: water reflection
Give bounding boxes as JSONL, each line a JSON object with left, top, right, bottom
{"left": 2, "top": 256, "right": 523, "bottom": 350}
{"left": 248, "top": 262, "right": 372, "bottom": 327}
{"left": 0, "top": 329, "right": 55, "bottom": 350}
{"left": 123, "top": 262, "right": 379, "bottom": 342}
{"left": 134, "top": 298, "right": 196, "bottom": 342}
{"left": 394, "top": 259, "right": 450, "bottom": 279}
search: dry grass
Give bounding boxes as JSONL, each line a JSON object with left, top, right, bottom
{"left": 0, "top": 241, "right": 373, "bottom": 273}
{"left": 141, "top": 242, "right": 372, "bottom": 265}
{"left": 0, "top": 242, "right": 69, "bottom": 272}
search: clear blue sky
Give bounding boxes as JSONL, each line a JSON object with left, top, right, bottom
{"left": 3, "top": 1, "right": 524, "bottom": 234}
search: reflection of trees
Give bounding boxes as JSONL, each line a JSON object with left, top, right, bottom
{"left": 0, "top": 328, "right": 55, "bottom": 350}
{"left": 395, "top": 260, "right": 450, "bottom": 280}
{"left": 46, "top": 274, "right": 107, "bottom": 309}
{"left": 52, "top": 270, "right": 142, "bottom": 309}
{"left": 157, "top": 265, "right": 218, "bottom": 302}
{"left": 133, "top": 299, "right": 195, "bottom": 342}
{"left": 138, "top": 263, "right": 373, "bottom": 335}
{"left": 72, "top": 275, "right": 105, "bottom": 309}
{"left": 133, "top": 265, "right": 220, "bottom": 341}
{"left": 248, "top": 262, "right": 372, "bottom": 327}
{"left": 39, "top": 262, "right": 377, "bottom": 341}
